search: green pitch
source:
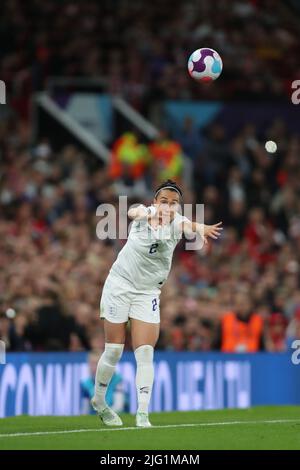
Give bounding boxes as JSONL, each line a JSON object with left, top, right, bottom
{"left": 0, "top": 406, "right": 300, "bottom": 450}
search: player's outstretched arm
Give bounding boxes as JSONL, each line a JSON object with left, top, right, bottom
{"left": 181, "top": 220, "right": 223, "bottom": 244}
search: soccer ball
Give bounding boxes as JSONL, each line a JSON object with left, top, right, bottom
{"left": 188, "top": 48, "right": 223, "bottom": 82}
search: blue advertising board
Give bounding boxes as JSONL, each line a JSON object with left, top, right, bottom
{"left": 0, "top": 352, "right": 299, "bottom": 417}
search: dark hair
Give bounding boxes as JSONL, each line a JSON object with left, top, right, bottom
{"left": 154, "top": 179, "right": 183, "bottom": 198}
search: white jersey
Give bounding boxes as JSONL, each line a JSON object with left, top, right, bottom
{"left": 109, "top": 210, "right": 188, "bottom": 293}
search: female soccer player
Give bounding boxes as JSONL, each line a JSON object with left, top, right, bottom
{"left": 92, "top": 180, "right": 222, "bottom": 427}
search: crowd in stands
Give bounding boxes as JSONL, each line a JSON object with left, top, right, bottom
{"left": 1, "top": 107, "right": 300, "bottom": 353}
{"left": 1, "top": 0, "right": 300, "bottom": 118}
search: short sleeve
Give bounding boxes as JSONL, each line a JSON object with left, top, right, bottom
{"left": 129, "top": 205, "right": 148, "bottom": 233}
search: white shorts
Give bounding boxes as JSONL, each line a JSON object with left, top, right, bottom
{"left": 100, "top": 274, "right": 160, "bottom": 324}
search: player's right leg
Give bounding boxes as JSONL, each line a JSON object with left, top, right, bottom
{"left": 92, "top": 319, "right": 126, "bottom": 426}
{"left": 93, "top": 275, "right": 130, "bottom": 426}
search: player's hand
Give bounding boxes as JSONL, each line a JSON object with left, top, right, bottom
{"left": 204, "top": 222, "right": 223, "bottom": 240}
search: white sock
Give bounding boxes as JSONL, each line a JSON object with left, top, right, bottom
{"left": 94, "top": 343, "right": 124, "bottom": 410}
{"left": 134, "top": 345, "right": 154, "bottom": 414}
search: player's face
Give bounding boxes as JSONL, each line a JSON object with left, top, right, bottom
{"left": 154, "top": 189, "right": 180, "bottom": 223}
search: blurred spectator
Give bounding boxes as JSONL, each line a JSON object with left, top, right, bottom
{"left": 286, "top": 309, "right": 300, "bottom": 349}
{"left": 25, "top": 290, "right": 90, "bottom": 351}
{"left": 149, "top": 131, "right": 184, "bottom": 184}
{"left": 0, "top": 314, "right": 12, "bottom": 351}
{"left": 219, "top": 292, "right": 264, "bottom": 353}
{"left": 109, "top": 132, "right": 151, "bottom": 197}
{"left": 265, "top": 313, "right": 288, "bottom": 352}
{"left": 197, "top": 123, "right": 231, "bottom": 186}
{"left": 177, "top": 117, "right": 202, "bottom": 162}
{"left": 187, "top": 318, "right": 217, "bottom": 352}
{"left": 9, "top": 314, "right": 32, "bottom": 351}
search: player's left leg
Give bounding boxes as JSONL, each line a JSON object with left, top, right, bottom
{"left": 131, "top": 318, "right": 160, "bottom": 427}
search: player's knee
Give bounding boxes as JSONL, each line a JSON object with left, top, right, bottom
{"left": 134, "top": 345, "right": 154, "bottom": 364}
{"left": 104, "top": 343, "right": 124, "bottom": 365}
